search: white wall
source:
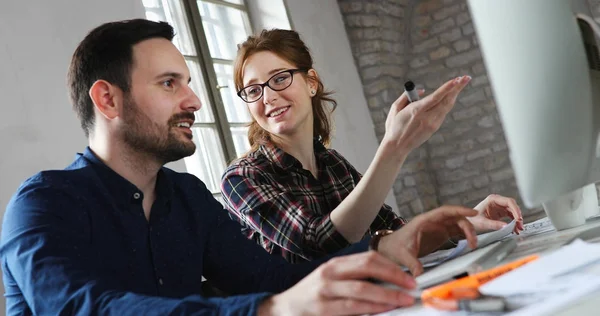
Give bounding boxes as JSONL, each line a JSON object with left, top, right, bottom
{"left": 0, "top": 0, "right": 187, "bottom": 218}
{"left": 282, "top": 0, "right": 399, "bottom": 209}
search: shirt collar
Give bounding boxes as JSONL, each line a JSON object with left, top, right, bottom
{"left": 258, "top": 138, "right": 329, "bottom": 170}
{"left": 78, "top": 147, "right": 174, "bottom": 209}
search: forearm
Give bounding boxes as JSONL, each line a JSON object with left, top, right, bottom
{"left": 330, "top": 140, "right": 408, "bottom": 243}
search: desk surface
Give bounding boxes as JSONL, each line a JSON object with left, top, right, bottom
{"left": 379, "top": 217, "right": 600, "bottom": 316}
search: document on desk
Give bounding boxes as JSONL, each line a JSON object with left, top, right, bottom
{"left": 419, "top": 220, "right": 517, "bottom": 268}
{"left": 481, "top": 239, "right": 600, "bottom": 295}
{"left": 480, "top": 239, "right": 600, "bottom": 315}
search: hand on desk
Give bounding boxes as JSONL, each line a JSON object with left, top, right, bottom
{"left": 259, "top": 252, "right": 416, "bottom": 316}
{"left": 378, "top": 206, "right": 479, "bottom": 276}
{"left": 470, "top": 194, "right": 524, "bottom": 234}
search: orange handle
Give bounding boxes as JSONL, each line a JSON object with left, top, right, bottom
{"left": 422, "top": 254, "right": 539, "bottom": 301}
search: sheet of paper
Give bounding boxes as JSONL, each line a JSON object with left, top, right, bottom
{"left": 480, "top": 239, "right": 600, "bottom": 296}
{"left": 418, "top": 220, "right": 517, "bottom": 268}
{"left": 520, "top": 216, "right": 555, "bottom": 237}
{"left": 376, "top": 273, "right": 600, "bottom": 316}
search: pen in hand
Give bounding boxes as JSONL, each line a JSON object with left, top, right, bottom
{"left": 404, "top": 80, "right": 420, "bottom": 103}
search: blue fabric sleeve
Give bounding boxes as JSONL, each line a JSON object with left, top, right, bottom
{"left": 0, "top": 182, "right": 270, "bottom": 316}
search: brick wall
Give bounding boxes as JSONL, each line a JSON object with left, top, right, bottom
{"left": 337, "top": 0, "right": 537, "bottom": 218}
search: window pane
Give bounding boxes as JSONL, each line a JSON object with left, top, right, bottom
{"left": 143, "top": 0, "right": 160, "bottom": 8}
{"left": 185, "top": 58, "right": 215, "bottom": 123}
{"left": 197, "top": 1, "right": 251, "bottom": 60}
{"left": 220, "top": 0, "right": 244, "bottom": 4}
{"left": 213, "top": 63, "right": 252, "bottom": 123}
{"left": 231, "top": 126, "right": 250, "bottom": 157}
{"left": 185, "top": 127, "right": 227, "bottom": 193}
{"left": 143, "top": 0, "right": 196, "bottom": 55}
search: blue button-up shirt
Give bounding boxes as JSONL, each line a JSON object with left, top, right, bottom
{"left": 0, "top": 148, "right": 369, "bottom": 315}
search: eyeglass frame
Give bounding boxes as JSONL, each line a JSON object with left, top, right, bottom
{"left": 236, "top": 68, "right": 309, "bottom": 103}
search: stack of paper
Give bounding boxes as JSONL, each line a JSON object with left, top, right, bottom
{"left": 419, "top": 220, "right": 517, "bottom": 268}
{"left": 480, "top": 239, "right": 600, "bottom": 315}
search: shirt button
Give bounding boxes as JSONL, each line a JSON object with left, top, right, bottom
{"left": 158, "top": 278, "right": 164, "bottom": 285}
{"left": 133, "top": 192, "right": 141, "bottom": 199}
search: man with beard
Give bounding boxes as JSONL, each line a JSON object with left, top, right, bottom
{"left": 0, "top": 19, "right": 481, "bottom": 315}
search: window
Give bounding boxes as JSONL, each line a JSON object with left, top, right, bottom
{"left": 142, "top": 0, "right": 253, "bottom": 200}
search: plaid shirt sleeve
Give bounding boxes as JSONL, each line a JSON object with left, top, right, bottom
{"left": 221, "top": 163, "right": 351, "bottom": 260}
{"left": 328, "top": 150, "right": 407, "bottom": 232}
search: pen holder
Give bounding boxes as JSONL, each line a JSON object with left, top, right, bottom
{"left": 542, "top": 183, "right": 598, "bottom": 230}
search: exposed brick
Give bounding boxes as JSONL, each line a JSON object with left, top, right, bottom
{"left": 421, "top": 182, "right": 438, "bottom": 195}
{"left": 471, "top": 75, "right": 488, "bottom": 88}
{"left": 471, "top": 62, "right": 486, "bottom": 74}
{"left": 362, "top": 28, "right": 382, "bottom": 40}
{"left": 461, "top": 188, "right": 490, "bottom": 205}
{"left": 472, "top": 175, "right": 490, "bottom": 189}
{"left": 453, "top": 39, "right": 471, "bottom": 52}
{"left": 351, "top": 15, "right": 383, "bottom": 28}
{"left": 428, "top": 134, "right": 445, "bottom": 145}
{"left": 338, "top": 1, "right": 363, "bottom": 13}
{"left": 412, "top": 37, "right": 440, "bottom": 53}
{"left": 484, "top": 155, "right": 509, "bottom": 171}
{"left": 397, "top": 187, "right": 419, "bottom": 203}
{"left": 358, "top": 53, "right": 380, "bottom": 68}
{"left": 477, "top": 115, "right": 495, "bottom": 128}
{"left": 462, "top": 22, "right": 475, "bottom": 35}
{"left": 362, "top": 66, "right": 383, "bottom": 80}
{"left": 446, "top": 155, "right": 466, "bottom": 169}
{"left": 411, "top": 63, "right": 448, "bottom": 77}
{"left": 430, "top": 18, "right": 456, "bottom": 36}
{"left": 452, "top": 107, "right": 483, "bottom": 121}
{"left": 367, "top": 96, "right": 380, "bottom": 109}
{"left": 404, "top": 176, "right": 416, "bottom": 187}
{"left": 456, "top": 12, "right": 471, "bottom": 25}
{"left": 430, "top": 46, "right": 451, "bottom": 60}
{"left": 410, "top": 199, "right": 425, "bottom": 213}
{"left": 366, "top": 79, "right": 388, "bottom": 95}
{"left": 337, "top": 0, "right": 525, "bottom": 217}
{"left": 492, "top": 142, "right": 508, "bottom": 152}
{"left": 467, "top": 148, "right": 492, "bottom": 161}
{"left": 359, "top": 40, "right": 382, "bottom": 54}
{"left": 402, "top": 160, "right": 427, "bottom": 172}
{"left": 446, "top": 49, "right": 481, "bottom": 67}
{"left": 410, "top": 56, "right": 430, "bottom": 69}
{"left": 422, "top": 195, "right": 439, "bottom": 210}
{"left": 439, "top": 28, "right": 462, "bottom": 44}
{"left": 490, "top": 167, "right": 514, "bottom": 182}
{"left": 440, "top": 180, "right": 472, "bottom": 196}
{"left": 442, "top": 169, "right": 479, "bottom": 181}
{"left": 371, "top": 109, "right": 387, "bottom": 124}
{"left": 433, "top": 4, "right": 461, "bottom": 21}
{"left": 477, "top": 131, "right": 496, "bottom": 143}
{"left": 458, "top": 89, "right": 486, "bottom": 106}
{"left": 414, "top": 15, "right": 432, "bottom": 28}
{"left": 416, "top": 0, "right": 444, "bottom": 14}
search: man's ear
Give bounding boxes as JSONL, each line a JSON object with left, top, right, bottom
{"left": 89, "top": 80, "right": 122, "bottom": 120}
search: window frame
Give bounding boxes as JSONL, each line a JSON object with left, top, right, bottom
{"left": 144, "top": 0, "right": 256, "bottom": 198}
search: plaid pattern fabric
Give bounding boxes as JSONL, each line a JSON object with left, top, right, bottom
{"left": 221, "top": 140, "right": 406, "bottom": 263}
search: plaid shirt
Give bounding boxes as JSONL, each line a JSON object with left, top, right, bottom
{"left": 221, "top": 140, "right": 406, "bottom": 263}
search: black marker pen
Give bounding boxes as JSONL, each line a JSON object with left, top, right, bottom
{"left": 404, "top": 80, "right": 419, "bottom": 103}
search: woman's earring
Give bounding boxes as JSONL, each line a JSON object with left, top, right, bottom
{"left": 310, "top": 90, "right": 316, "bottom": 95}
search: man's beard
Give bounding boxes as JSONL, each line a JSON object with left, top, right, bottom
{"left": 120, "top": 96, "right": 196, "bottom": 165}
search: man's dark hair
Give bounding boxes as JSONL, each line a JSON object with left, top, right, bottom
{"left": 67, "top": 19, "right": 174, "bottom": 137}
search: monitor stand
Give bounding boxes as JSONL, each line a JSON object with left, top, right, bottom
{"left": 542, "top": 184, "right": 599, "bottom": 230}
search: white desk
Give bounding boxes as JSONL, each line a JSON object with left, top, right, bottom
{"left": 378, "top": 217, "right": 600, "bottom": 316}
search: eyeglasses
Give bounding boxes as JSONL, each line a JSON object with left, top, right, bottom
{"left": 237, "top": 69, "right": 308, "bottom": 103}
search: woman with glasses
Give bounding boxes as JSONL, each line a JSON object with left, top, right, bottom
{"left": 221, "top": 29, "right": 524, "bottom": 264}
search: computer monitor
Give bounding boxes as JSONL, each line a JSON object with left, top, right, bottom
{"left": 467, "top": 0, "right": 600, "bottom": 228}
